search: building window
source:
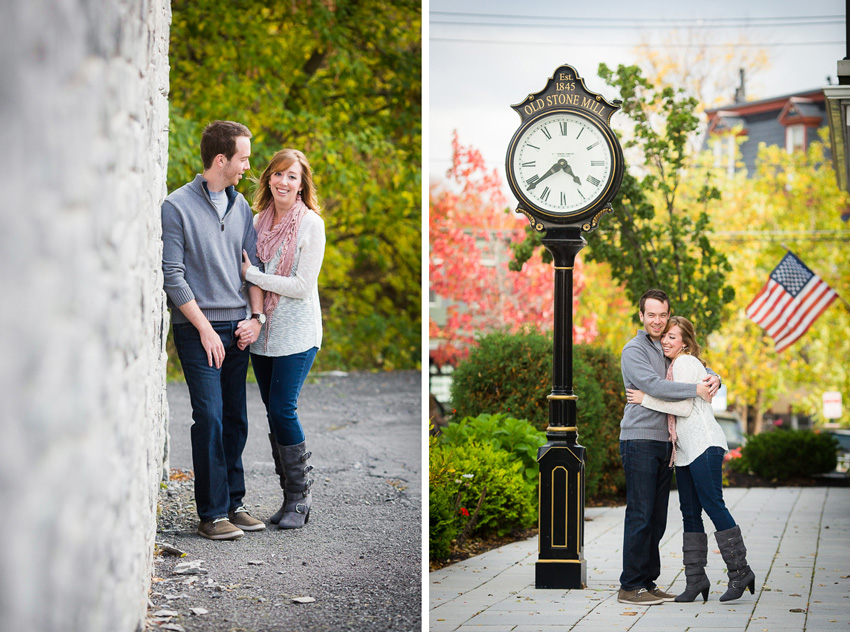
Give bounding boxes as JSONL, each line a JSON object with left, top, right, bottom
{"left": 786, "top": 124, "right": 805, "bottom": 153}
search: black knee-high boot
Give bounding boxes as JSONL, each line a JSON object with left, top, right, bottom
{"left": 276, "top": 441, "right": 313, "bottom": 529}
{"left": 268, "top": 433, "right": 288, "bottom": 524}
{"left": 675, "top": 532, "right": 711, "bottom": 603}
{"left": 715, "top": 525, "right": 756, "bottom": 602}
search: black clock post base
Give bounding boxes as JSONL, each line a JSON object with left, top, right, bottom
{"left": 535, "top": 559, "right": 587, "bottom": 589}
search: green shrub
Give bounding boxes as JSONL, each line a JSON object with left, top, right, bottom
{"left": 729, "top": 429, "right": 838, "bottom": 479}
{"left": 429, "top": 439, "right": 537, "bottom": 561}
{"left": 450, "top": 328, "right": 551, "bottom": 425}
{"left": 447, "top": 441, "right": 537, "bottom": 537}
{"left": 429, "top": 436, "right": 460, "bottom": 561}
{"left": 449, "top": 330, "right": 626, "bottom": 499}
{"left": 438, "top": 413, "right": 546, "bottom": 483}
{"left": 573, "top": 345, "right": 627, "bottom": 499}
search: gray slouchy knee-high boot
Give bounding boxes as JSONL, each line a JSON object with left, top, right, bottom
{"left": 675, "top": 532, "right": 711, "bottom": 603}
{"left": 268, "top": 433, "right": 288, "bottom": 524}
{"left": 276, "top": 441, "right": 313, "bottom": 529}
{"left": 715, "top": 525, "right": 756, "bottom": 602}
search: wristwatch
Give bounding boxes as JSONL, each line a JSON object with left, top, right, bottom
{"left": 251, "top": 312, "right": 266, "bottom": 325}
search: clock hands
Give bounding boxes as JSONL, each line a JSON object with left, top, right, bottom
{"left": 560, "top": 160, "right": 582, "bottom": 186}
{"left": 526, "top": 160, "right": 562, "bottom": 190}
{"left": 526, "top": 159, "right": 582, "bottom": 192}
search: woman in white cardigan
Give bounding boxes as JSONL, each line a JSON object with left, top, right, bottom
{"left": 240, "top": 148, "right": 325, "bottom": 530}
{"left": 627, "top": 316, "right": 755, "bottom": 604}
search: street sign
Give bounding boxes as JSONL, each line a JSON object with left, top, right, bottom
{"left": 823, "top": 391, "right": 843, "bottom": 419}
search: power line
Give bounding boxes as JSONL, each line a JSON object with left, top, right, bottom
{"left": 430, "top": 36, "right": 844, "bottom": 49}
{"left": 431, "top": 11, "right": 844, "bottom": 25}
{"left": 431, "top": 18, "right": 843, "bottom": 30}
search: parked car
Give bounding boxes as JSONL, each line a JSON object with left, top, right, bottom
{"left": 715, "top": 411, "right": 746, "bottom": 450}
{"left": 824, "top": 429, "right": 850, "bottom": 474}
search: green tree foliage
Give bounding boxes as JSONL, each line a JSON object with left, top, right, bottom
{"left": 510, "top": 64, "right": 734, "bottom": 336}
{"left": 168, "top": 0, "right": 421, "bottom": 371}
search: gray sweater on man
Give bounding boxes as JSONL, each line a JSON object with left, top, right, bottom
{"left": 161, "top": 175, "right": 259, "bottom": 325}
{"left": 619, "top": 329, "right": 716, "bottom": 442}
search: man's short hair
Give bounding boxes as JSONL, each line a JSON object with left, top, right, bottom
{"left": 200, "top": 120, "right": 252, "bottom": 169}
{"left": 639, "top": 288, "right": 670, "bottom": 314}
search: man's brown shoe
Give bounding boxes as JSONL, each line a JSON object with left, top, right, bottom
{"left": 197, "top": 518, "right": 244, "bottom": 540}
{"left": 647, "top": 587, "right": 676, "bottom": 602}
{"left": 229, "top": 507, "right": 266, "bottom": 532}
{"left": 617, "top": 588, "right": 664, "bottom": 605}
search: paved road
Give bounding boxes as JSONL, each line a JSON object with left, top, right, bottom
{"left": 431, "top": 486, "right": 850, "bottom": 632}
{"left": 152, "top": 371, "right": 422, "bottom": 632}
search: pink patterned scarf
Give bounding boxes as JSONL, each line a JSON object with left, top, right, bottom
{"left": 254, "top": 199, "right": 308, "bottom": 346}
{"left": 666, "top": 360, "right": 678, "bottom": 467}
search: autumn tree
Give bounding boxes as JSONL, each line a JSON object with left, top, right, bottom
{"left": 511, "top": 64, "right": 735, "bottom": 337}
{"left": 633, "top": 31, "right": 769, "bottom": 110}
{"left": 168, "top": 0, "right": 421, "bottom": 371}
{"left": 705, "top": 132, "right": 850, "bottom": 430}
{"left": 430, "top": 133, "right": 597, "bottom": 366}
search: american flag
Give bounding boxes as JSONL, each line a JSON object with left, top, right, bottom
{"left": 746, "top": 251, "right": 837, "bottom": 353}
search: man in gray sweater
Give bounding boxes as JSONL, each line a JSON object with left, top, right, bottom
{"left": 162, "top": 120, "right": 266, "bottom": 540}
{"left": 617, "top": 289, "right": 719, "bottom": 605}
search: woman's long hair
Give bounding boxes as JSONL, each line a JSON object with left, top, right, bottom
{"left": 252, "top": 148, "right": 321, "bottom": 215}
{"left": 665, "top": 316, "right": 707, "bottom": 367}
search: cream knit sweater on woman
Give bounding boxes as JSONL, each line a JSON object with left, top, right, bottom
{"left": 639, "top": 354, "right": 728, "bottom": 467}
{"left": 244, "top": 211, "right": 325, "bottom": 357}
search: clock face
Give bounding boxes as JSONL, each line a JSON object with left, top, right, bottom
{"left": 508, "top": 111, "right": 617, "bottom": 216}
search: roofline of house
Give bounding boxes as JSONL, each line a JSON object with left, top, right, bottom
{"left": 705, "top": 89, "right": 825, "bottom": 117}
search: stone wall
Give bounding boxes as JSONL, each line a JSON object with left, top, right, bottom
{"left": 0, "top": 1, "right": 171, "bottom": 631}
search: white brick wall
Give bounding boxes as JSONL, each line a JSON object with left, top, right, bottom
{"left": 0, "top": 1, "right": 171, "bottom": 631}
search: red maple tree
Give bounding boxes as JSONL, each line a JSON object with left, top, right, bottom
{"left": 430, "top": 132, "right": 598, "bottom": 366}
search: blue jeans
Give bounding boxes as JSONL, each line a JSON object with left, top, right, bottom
{"left": 676, "top": 446, "right": 736, "bottom": 533}
{"left": 619, "top": 440, "right": 674, "bottom": 591}
{"left": 172, "top": 321, "right": 250, "bottom": 522}
{"left": 251, "top": 347, "right": 318, "bottom": 446}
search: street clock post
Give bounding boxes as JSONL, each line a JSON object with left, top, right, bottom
{"left": 505, "top": 63, "right": 625, "bottom": 589}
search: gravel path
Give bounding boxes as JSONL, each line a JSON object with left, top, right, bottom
{"left": 149, "top": 371, "right": 422, "bottom": 632}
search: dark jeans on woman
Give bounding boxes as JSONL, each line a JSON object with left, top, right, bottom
{"left": 676, "top": 445, "right": 736, "bottom": 533}
{"left": 172, "top": 321, "right": 250, "bottom": 522}
{"left": 619, "top": 439, "right": 674, "bottom": 591}
{"left": 251, "top": 347, "right": 318, "bottom": 446}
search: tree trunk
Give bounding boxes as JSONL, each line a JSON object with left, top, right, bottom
{"left": 753, "top": 389, "right": 765, "bottom": 435}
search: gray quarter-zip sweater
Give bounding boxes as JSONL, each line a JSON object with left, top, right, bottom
{"left": 619, "top": 329, "right": 718, "bottom": 441}
{"left": 161, "top": 174, "right": 259, "bottom": 325}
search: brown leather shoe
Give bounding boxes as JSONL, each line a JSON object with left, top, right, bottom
{"left": 647, "top": 587, "right": 676, "bottom": 601}
{"left": 197, "top": 518, "right": 244, "bottom": 540}
{"left": 617, "top": 588, "right": 664, "bottom": 605}
{"left": 228, "top": 507, "right": 266, "bottom": 532}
